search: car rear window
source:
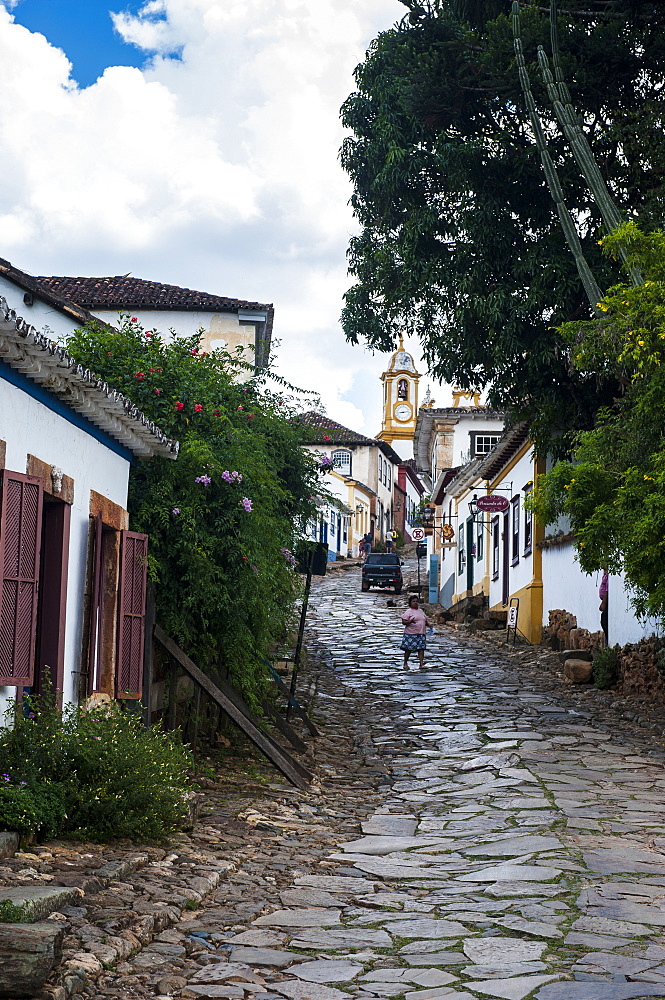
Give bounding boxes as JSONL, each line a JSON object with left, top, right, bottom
{"left": 365, "top": 553, "right": 400, "bottom": 565}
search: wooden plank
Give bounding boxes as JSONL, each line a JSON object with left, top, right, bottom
{"left": 142, "top": 585, "right": 155, "bottom": 726}
{"left": 266, "top": 660, "right": 320, "bottom": 736}
{"left": 204, "top": 665, "right": 313, "bottom": 783}
{"left": 263, "top": 701, "right": 308, "bottom": 753}
{"left": 154, "top": 626, "right": 312, "bottom": 789}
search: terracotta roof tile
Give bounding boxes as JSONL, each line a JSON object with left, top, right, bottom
{"left": 36, "top": 275, "right": 272, "bottom": 314}
{"left": 298, "top": 411, "right": 376, "bottom": 444}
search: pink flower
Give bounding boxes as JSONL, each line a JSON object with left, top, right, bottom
{"left": 237, "top": 405, "right": 244, "bottom": 411}
{"left": 172, "top": 508, "right": 180, "bottom": 514}
{"left": 194, "top": 403, "right": 203, "bottom": 412}
{"left": 175, "top": 401, "right": 185, "bottom": 411}
{"left": 241, "top": 497, "right": 253, "bottom": 512}
{"left": 155, "top": 389, "right": 161, "bottom": 395}
{"left": 134, "top": 372, "right": 145, "bottom": 380}
{"left": 248, "top": 413, "right": 253, "bottom": 419}
{"left": 195, "top": 475, "right": 212, "bottom": 485}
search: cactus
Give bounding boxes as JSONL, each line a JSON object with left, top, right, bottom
{"left": 511, "top": 2, "right": 603, "bottom": 311}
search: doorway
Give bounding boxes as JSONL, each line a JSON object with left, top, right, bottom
{"left": 502, "top": 512, "right": 510, "bottom": 606}
{"left": 466, "top": 518, "right": 474, "bottom": 593}
{"left": 34, "top": 498, "right": 70, "bottom": 701}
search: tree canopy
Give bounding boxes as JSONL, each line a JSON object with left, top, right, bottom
{"left": 341, "top": 0, "right": 665, "bottom": 448}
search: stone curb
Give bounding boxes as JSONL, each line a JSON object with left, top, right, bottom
{"left": 37, "top": 859, "right": 236, "bottom": 1000}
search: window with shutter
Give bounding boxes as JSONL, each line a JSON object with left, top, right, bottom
{"left": 116, "top": 530, "right": 148, "bottom": 700}
{"left": 0, "top": 471, "right": 43, "bottom": 686}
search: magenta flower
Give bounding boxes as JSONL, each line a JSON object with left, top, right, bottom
{"left": 241, "top": 497, "right": 253, "bottom": 512}
{"left": 172, "top": 508, "right": 180, "bottom": 514}
{"left": 195, "top": 475, "right": 211, "bottom": 485}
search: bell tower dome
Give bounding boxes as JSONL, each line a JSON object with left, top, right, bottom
{"left": 377, "top": 336, "right": 421, "bottom": 459}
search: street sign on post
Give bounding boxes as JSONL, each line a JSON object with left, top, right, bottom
{"left": 411, "top": 527, "right": 425, "bottom": 541}
{"left": 476, "top": 494, "right": 510, "bottom": 513}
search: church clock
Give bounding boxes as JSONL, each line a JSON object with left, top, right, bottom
{"left": 376, "top": 336, "right": 421, "bottom": 460}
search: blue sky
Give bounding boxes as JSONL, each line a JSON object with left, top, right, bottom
{"left": 8, "top": 0, "right": 172, "bottom": 86}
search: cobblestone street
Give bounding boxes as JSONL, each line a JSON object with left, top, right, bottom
{"left": 35, "top": 564, "right": 665, "bottom": 1000}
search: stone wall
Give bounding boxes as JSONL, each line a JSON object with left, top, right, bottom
{"left": 545, "top": 609, "right": 604, "bottom": 654}
{"left": 617, "top": 635, "right": 665, "bottom": 702}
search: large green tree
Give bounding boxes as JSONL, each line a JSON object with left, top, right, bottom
{"left": 341, "top": 0, "right": 665, "bottom": 448}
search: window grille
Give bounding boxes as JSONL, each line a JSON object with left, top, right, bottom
{"left": 332, "top": 449, "right": 352, "bottom": 475}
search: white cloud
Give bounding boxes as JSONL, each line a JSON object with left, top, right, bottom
{"left": 0, "top": 0, "right": 449, "bottom": 435}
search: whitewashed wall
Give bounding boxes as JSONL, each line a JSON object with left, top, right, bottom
{"left": 0, "top": 276, "right": 79, "bottom": 343}
{"left": 541, "top": 545, "right": 657, "bottom": 645}
{"left": 0, "top": 376, "right": 131, "bottom": 716}
{"left": 450, "top": 415, "right": 505, "bottom": 468}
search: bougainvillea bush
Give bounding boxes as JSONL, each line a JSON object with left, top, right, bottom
{"left": 66, "top": 316, "right": 321, "bottom": 707}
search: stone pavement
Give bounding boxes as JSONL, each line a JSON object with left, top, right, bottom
{"left": 39, "top": 564, "right": 665, "bottom": 1000}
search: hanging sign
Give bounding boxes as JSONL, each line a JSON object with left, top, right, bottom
{"left": 475, "top": 494, "right": 510, "bottom": 513}
{"left": 442, "top": 523, "right": 455, "bottom": 540}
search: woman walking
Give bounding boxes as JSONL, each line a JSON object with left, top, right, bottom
{"left": 401, "top": 595, "right": 430, "bottom": 670}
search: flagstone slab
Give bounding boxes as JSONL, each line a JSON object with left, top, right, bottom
{"left": 492, "top": 916, "right": 562, "bottom": 938}
{"left": 575, "top": 952, "right": 659, "bottom": 975}
{"left": 584, "top": 849, "right": 665, "bottom": 875}
{"left": 463, "top": 837, "right": 561, "bottom": 857}
{"left": 484, "top": 882, "right": 566, "bottom": 897}
{"left": 456, "top": 865, "right": 562, "bottom": 883}
{"left": 272, "top": 980, "right": 352, "bottom": 1000}
{"left": 295, "top": 877, "right": 378, "bottom": 894}
{"left": 462, "top": 940, "right": 546, "bottom": 965}
{"left": 289, "top": 929, "right": 393, "bottom": 951}
{"left": 572, "top": 915, "right": 652, "bottom": 936}
{"left": 230, "top": 948, "right": 305, "bottom": 968}
{"left": 536, "top": 984, "right": 665, "bottom": 999}
{"left": 379, "top": 918, "right": 468, "bottom": 938}
{"left": 563, "top": 932, "right": 631, "bottom": 950}
{"left": 404, "top": 990, "right": 467, "bottom": 1000}
{"left": 466, "top": 977, "right": 558, "bottom": 1000}
{"left": 400, "top": 949, "right": 464, "bottom": 967}
{"left": 585, "top": 899, "right": 665, "bottom": 926}
{"left": 189, "top": 963, "right": 259, "bottom": 984}
{"left": 253, "top": 910, "right": 341, "bottom": 928}
{"left": 289, "top": 961, "right": 364, "bottom": 983}
{"left": 281, "top": 890, "right": 343, "bottom": 909}
{"left": 362, "top": 815, "right": 418, "bottom": 837}
{"left": 462, "top": 963, "right": 547, "bottom": 979}
{"left": 339, "top": 837, "right": 451, "bottom": 855}
{"left": 228, "top": 930, "right": 287, "bottom": 947}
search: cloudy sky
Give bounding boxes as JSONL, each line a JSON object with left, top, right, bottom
{"left": 0, "top": 0, "right": 448, "bottom": 434}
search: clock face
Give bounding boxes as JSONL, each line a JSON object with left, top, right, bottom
{"left": 394, "top": 403, "right": 412, "bottom": 422}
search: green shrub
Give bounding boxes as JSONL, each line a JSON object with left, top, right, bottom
{"left": 0, "top": 693, "right": 192, "bottom": 842}
{"left": 593, "top": 646, "right": 620, "bottom": 690}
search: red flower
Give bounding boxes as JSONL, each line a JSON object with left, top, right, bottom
{"left": 237, "top": 405, "right": 244, "bottom": 411}
{"left": 213, "top": 410, "right": 221, "bottom": 417}
{"left": 145, "top": 333, "right": 152, "bottom": 338}
{"left": 194, "top": 403, "right": 203, "bottom": 413}
{"left": 242, "top": 556, "right": 248, "bottom": 561}
{"left": 248, "top": 413, "right": 253, "bottom": 419}
{"left": 155, "top": 389, "right": 161, "bottom": 395}
{"left": 191, "top": 348, "right": 198, "bottom": 355}
{"left": 323, "top": 435, "right": 331, "bottom": 442}
{"left": 175, "top": 401, "right": 185, "bottom": 411}
{"left": 134, "top": 372, "right": 145, "bottom": 380}
{"left": 131, "top": 316, "right": 138, "bottom": 323}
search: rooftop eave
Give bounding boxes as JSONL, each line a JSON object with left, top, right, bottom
{"left": 0, "top": 297, "right": 179, "bottom": 461}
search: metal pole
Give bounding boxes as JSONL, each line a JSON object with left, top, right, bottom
{"left": 417, "top": 553, "right": 421, "bottom": 594}
{"left": 288, "top": 555, "right": 313, "bottom": 719}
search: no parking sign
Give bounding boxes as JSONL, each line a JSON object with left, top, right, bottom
{"left": 411, "top": 527, "right": 425, "bottom": 541}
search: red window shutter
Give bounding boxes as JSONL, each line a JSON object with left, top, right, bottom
{"left": 116, "top": 530, "right": 148, "bottom": 700}
{"left": 0, "top": 471, "right": 43, "bottom": 686}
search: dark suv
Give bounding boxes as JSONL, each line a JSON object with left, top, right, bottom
{"left": 361, "top": 553, "right": 403, "bottom": 593}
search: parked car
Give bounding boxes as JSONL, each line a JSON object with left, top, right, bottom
{"left": 361, "top": 553, "right": 403, "bottom": 593}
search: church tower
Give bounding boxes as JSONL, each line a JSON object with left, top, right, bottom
{"left": 377, "top": 336, "right": 421, "bottom": 460}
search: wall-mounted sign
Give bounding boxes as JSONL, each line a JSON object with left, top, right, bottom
{"left": 475, "top": 494, "right": 510, "bottom": 513}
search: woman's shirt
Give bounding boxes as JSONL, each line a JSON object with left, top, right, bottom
{"left": 402, "top": 608, "right": 427, "bottom": 635}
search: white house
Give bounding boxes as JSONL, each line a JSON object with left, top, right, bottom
{"left": 300, "top": 412, "right": 401, "bottom": 557}
{"left": 0, "top": 288, "right": 177, "bottom": 718}
{"left": 34, "top": 273, "right": 273, "bottom": 371}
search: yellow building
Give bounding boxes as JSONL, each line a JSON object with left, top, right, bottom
{"left": 377, "top": 337, "right": 421, "bottom": 459}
